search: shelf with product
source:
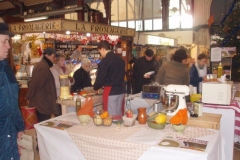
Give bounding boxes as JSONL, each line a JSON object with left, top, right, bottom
{"left": 210, "top": 46, "right": 236, "bottom": 81}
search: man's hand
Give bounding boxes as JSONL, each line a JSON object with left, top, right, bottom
{"left": 17, "top": 131, "right": 23, "bottom": 140}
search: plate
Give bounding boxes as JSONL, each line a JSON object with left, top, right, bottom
{"left": 145, "top": 71, "right": 155, "bottom": 76}
{"left": 158, "top": 139, "right": 183, "bottom": 147}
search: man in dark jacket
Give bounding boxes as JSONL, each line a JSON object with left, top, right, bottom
{"left": 189, "top": 53, "right": 209, "bottom": 93}
{"left": 0, "top": 22, "right": 25, "bottom": 160}
{"left": 26, "top": 47, "right": 59, "bottom": 122}
{"left": 94, "top": 40, "right": 125, "bottom": 116}
{"left": 132, "top": 49, "right": 159, "bottom": 94}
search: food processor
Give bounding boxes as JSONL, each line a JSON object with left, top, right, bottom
{"left": 161, "top": 84, "right": 190, "bottom": 116}
{"left": 59, "top": 74, "right": 72, "bottom": 100}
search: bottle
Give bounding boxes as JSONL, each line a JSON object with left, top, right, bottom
{"left": 76, "top": 93, "right": 81, "bottom": 114}
{"left": 194, "top": 101, "right": 203, "bottom": 116}
{"left": 217, "top": 62, "right": 223, "bottom": 78}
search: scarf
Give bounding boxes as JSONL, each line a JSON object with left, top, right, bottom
{"left": 43, "top": 56, "right": 53, "bottom": 68}
{"left": 195, "top": 62, "right": 207, "bottom": 77}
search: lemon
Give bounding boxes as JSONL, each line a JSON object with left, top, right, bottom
{"left": 155, "top": 114, "right": 167, "bottom": 124}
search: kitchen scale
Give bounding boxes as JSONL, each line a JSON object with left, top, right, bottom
{"left": 142, "top": 83, "right": 161, "bottom": 100}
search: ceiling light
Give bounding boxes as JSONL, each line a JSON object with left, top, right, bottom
{"left": 24, "top": 16, "right": 48, "bottom": 22}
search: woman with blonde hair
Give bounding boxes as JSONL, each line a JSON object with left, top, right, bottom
{"left": 51, "top": 53, "right": 72, "bottom": 98}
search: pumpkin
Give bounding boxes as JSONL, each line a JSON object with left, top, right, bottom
{"left": 103, "top": 117, "right": 112, "bottom": 126}
{"left": 94, "top": 115, "right": 103, "bottom": 125}
{"left": 169, "top": 108, "right": 188, "bottom": 125}
{"left": 100, "top": 111, "right": 109, "bottom": 119}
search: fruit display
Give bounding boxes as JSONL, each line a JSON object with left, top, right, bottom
{"left": 93, "top": 111, "right": 112, "bottom": 126}
{"left": 169, "top": 108, "right": 188, "bottom": 125}
{"left": 147, "top": 112, "right": 166, "bottom": 130}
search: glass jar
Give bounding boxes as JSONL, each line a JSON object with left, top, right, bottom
{"left": 59, "top": 74, "right": 72, "bottom": 100}
{"left": 59, "top": 74, "right": 70, "bottom": 86}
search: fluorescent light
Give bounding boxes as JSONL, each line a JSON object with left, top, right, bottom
{"left": 24, "top": 16, "right": 48, "bottom": 22}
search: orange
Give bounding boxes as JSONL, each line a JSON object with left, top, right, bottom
{"left": 100, "top": 111, "right": 108, "bottom": 119}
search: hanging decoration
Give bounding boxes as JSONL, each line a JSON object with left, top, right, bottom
{"left": 22, "top": 34, "right": 43, "bottom": 58}
{"left": 220, "top": 0, "right": 236, "bottom": 27}
{"left": 46, "top": 33, "right": 121, "bottom": 46}
{"left": 213, "top": 0, "right": 240, "bottom": 47}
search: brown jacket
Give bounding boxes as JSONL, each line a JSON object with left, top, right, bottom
{"left": 26, "top": 59, "right": 58, "bottom": 115}
{"left": 155, "top": 60, "right": 189, "bottom": 85}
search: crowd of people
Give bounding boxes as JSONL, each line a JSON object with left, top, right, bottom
{"left": 0, "top": 20, "right": 210, "bottom": 158}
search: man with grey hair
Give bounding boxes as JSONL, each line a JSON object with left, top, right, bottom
{"left": 0, "top": 22, "right": 25, "bottom": 160}
{"left": 71, "top": 58, "right": 92, "bottom": 92}
{"left": 26, "top": 47, "right": 59, "bottom": 122}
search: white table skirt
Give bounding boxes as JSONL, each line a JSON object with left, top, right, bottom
{"left": 35, "top": 113, "right": 225, "bottom": 160}
{"left": 34, "top": 114, "right": 85, "bottom": 160}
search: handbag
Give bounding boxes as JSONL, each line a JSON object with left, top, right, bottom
{"left": 17, "top": 133, "right": 34, "bottom": 160}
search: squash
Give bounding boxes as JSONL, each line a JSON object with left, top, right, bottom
{"left": 94, "top": 115, "right": 103, "bottom": 125}
{"left": 169, "top": 108, "right": 188, "bottom": 125}
{"left": 103, "top": 117, "right": 112, "bottom": 126}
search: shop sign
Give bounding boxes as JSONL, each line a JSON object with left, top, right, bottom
{"left": 9, "top": 20, "right": 62, "bottom": 33}
{"left": 147, "top": 35, "right": 176, "bottom": 46}
{"left": 9, "top": 19, "right": 135, "bottom": 37}
{"left": 62, "top": 20, "right": 135, "bottom": 37}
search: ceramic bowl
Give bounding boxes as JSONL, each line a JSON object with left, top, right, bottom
{"left": 147, "top": 121, "right": 166, "bottom": 130}
{"left": 171, "top": 124, "right": 186, "bottom": 133}
{"left": 78, "top": 115, "right": 91, "bottom": 125}
{"left": 147, "top": 113, "right": 166, "bottom": 130}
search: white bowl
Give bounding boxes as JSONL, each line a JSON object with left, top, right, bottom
{"left": 78, "top": 115, "right": 91, "bottom": 125}
{"left": 171, "top": 124, "right": 186, "bottom": 133}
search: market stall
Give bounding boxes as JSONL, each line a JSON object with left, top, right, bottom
{"left": 9, "top": 19, "right": 135, "bottom": 106}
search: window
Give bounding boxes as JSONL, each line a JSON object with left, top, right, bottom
{"left": 88, "top": 0, "right": 192, "bottom": 31}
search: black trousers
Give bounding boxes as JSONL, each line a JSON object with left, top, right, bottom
{"left": 36, "top": 110, "right": 51, "bottom": 122}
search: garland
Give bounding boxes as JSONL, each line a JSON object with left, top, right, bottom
{"left": 220, "top": 0, "right": 236, "bottom": 27}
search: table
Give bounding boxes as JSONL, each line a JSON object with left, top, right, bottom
{"left": 35, "top": 113, "right": 224, "bottom": 160}
{"left": 203, "top": 104, "right": 236, "bottom": 160}
{"left": 167, "top": 113, "right": 222, "bottom": 130}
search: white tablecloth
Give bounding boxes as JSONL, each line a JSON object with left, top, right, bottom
{"left": 35, "top": 113, "right": 225, "bottom": 160}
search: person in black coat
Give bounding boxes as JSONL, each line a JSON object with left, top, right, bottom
{"left": 132, "top": 49, "right": 159, "bottom": 94}
{"left": 71, "top": 58, "right": 92, "bottom": 92}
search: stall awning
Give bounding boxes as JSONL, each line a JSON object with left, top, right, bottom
{"left": 9, "top": 19, "right": 135, "bottom": 37}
